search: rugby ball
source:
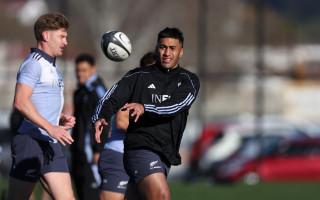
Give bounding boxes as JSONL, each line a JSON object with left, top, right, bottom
{"left": 101, "top": 30, "right": 132, "bottom": 62}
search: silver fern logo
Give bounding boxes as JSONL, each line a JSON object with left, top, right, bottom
{"left": 117, "top": 181, "right": 128, "bottom": 189}
{"left": 150, "top": 160, "right": 161, "bottom": 170}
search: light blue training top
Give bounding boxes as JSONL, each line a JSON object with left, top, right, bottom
{"left": 104, "top": 113, "right": 126, "bottom": 153}
{"left": 17, "top": 48, "right": 64, "bottom": 143}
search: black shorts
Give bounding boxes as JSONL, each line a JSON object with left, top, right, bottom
{"left": 98, "top": 149, "right": 129, "bottom": 194}
{"left": 10, "top": 134, "right": 69, "bottom": 182}
{"left": 123, "top": 149, "right": 170, "bottom": 184}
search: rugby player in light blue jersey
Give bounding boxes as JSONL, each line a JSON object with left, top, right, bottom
{"left": 7, "top": 13, "right": 76, "bottom": 200}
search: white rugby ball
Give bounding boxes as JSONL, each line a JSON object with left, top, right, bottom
{"left": 101, "top": 30, "right": 132, "bottom": 62}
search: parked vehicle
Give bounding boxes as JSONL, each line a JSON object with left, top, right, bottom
{"left": 214, "top": 137, "right": 320, "bottom": 184}
{"left": 188, "top": 115, "right": 320, "bottom": 182}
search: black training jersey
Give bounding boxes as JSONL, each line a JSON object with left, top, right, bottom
{"left": 92, "top": 63, "right": 200, "bottom": 165}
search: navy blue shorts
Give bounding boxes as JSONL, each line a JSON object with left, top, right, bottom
{"left": 10, "top": 134, "right": 69, "bottom": 183}
{"left": 98, "top": 149, "right": 129, "bottom": 194}
{"left": 123, "top": 149, "right": 171, "bottom": 184}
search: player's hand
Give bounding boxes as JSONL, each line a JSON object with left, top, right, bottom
{"left": 122, "top": 103, "right": 144, "bottom": 122}
{"left": 60, "top": 114, "right": 76, "bottom": 130}
{"left": 47, "top": 125, "right": 74, "bottom": 146}
{"left": 94, "top": 119, "right": 109, "bottom": 143}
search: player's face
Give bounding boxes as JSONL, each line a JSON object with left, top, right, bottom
{"left": 46, "top": 28, "right": 68, "bottom": 57}
{"left": 157, "top": 38, "right": 183, "bottom": 70}
{"left": 76, "top": 61, "right": 96, "bottom": 85}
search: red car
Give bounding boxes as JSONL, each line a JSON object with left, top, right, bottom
{"left": 215, "top": 137, "right": 320, "bottom": 184}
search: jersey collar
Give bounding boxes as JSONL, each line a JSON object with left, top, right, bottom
{"left": 85, "top": 73, "right": 98, "bottom": 91}
{"left": 31, "top": 48, "right": 56, "bottom": 66}
{"left": 155, "top": 62, "right": 180, "bottom": 74}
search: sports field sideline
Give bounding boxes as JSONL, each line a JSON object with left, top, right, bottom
{"left": 1, "top": 179, "right": 320, "bottom": 200}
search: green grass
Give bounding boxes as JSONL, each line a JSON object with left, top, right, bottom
{"left": 1, "top": 178, "right": 320, "bottom": 200}
{"left": 0, "top": 179, "right": 44, "bottom": 200}
{"left": 169, "top": 180, "right": 320, "bottom": 200}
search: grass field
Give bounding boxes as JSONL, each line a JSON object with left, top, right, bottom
{"left": 169, "top": 181, "right": 320, "bottom": 200}
{"left": 1, "top": 178, "right": 320, "bottom": 200}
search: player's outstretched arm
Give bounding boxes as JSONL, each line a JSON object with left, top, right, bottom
{"left": 94, "top": 118, "right": 109, "bottom": 143}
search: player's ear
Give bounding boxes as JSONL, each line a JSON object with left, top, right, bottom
{"left": 155, "top": 46, "right": 160, "bottom": 60}
{"left": 42, "top": 31, "right": 49, "bottom": 42}
{"left": 179, "top": 47, "right": 184, "bottom": 58}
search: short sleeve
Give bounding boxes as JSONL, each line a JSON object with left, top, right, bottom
{"left": 17, "top": 60, "right": 41, "bottom": 89}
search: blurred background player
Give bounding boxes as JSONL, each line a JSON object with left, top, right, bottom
{"left": 7, "top": 13, "right": 76, "bottom": 200}
{"left": 71, "top": 53, "right": 109, "bottom": 200}
{"left": 98, "top": 51, "right": 157, "bottom": 200}
{"left": 139, "top": 51, "right": 157, "bottom": 67}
